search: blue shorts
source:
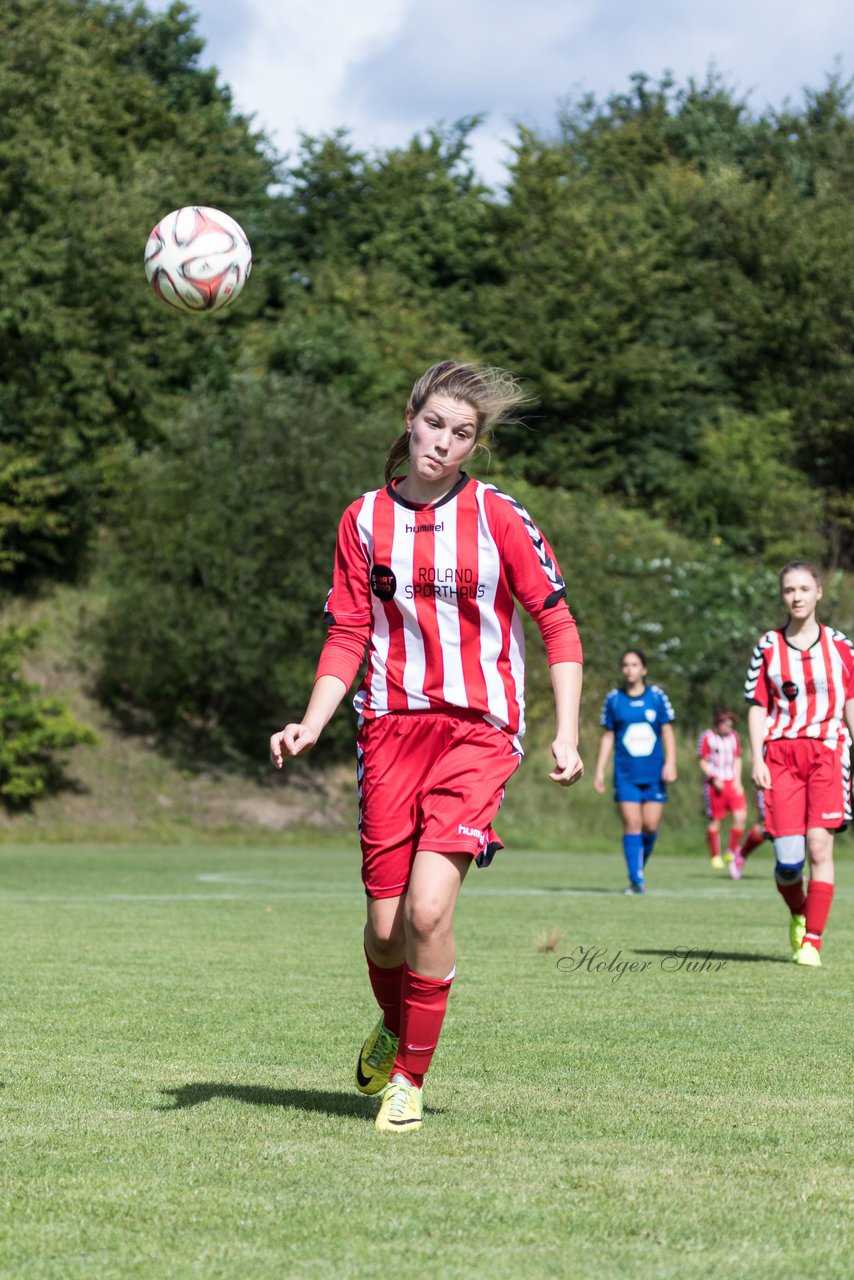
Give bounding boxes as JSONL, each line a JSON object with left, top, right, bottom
{"left": 614, "top": 779, "right": 668, "bottom": 804}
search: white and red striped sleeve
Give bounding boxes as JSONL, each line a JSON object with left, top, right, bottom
{"left": 834, "top": 630, "right": 854, "bottom": 701}
{"left": 698, "top": 730, "right": 712, "bottom": 760}
{"left": 744, "top": 633, "right": 775, "bottom": 709}
{"left": 482, "top": 487, "right": 582, "bottom": 666}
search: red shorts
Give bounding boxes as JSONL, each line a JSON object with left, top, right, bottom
{"left": 763, "top": 738, "right": 848, "bottom": 837}
{"left": 704, "top": 778, "right": 746, "bottom": 821}
{"left": 356, "top": 711, "right": 522, "bottom": 899}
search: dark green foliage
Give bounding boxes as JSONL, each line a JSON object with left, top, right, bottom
{"left": 0, "top": 623, "right": 97, "bottom": 805}
{"left": 5, "top": 1, "right": 854, "bottom": 772}
{"left": 95, "top": 372, "right": 386, "bottom": 761}
{"left": 467, "top": 73, "right": 854, "bottom": 562}
{"left": 501, "top": 477, "right": 782, "bottom": 737}
{"left": 0, "top": 0, "right": 277, "bottom": 583}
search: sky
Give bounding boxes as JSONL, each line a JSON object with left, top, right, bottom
{"left": 158, "top": 0, "right": 854, "bottom": 187}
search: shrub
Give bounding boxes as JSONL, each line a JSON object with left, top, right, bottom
{"left": 0, "top": 623, "right": 97, "bottom": 805}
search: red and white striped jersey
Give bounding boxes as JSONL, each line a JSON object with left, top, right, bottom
{"left": 316, "top": 475, "right": 582, "bottom": 738}
{"left": 744, "top": 626, "right": 854, "bottom": 748}
{"left": 697, "top": 729, "right": 741, "bottom": 781}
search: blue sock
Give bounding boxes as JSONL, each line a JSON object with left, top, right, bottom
{"left": 642, "top": 831, "right": 658, "bottom": 866}
{"left": 623, "top": 833, "right": 644, "bottom": 885}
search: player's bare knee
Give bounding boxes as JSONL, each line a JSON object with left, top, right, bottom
{"left": 364, "top": 917, "right": 404, "bottom": 957}
{"left": 404, "top": 898, "right": 451, "bottom": 945}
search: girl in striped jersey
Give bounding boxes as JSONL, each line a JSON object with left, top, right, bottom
{"left": 697, "top": 707, "right": 748, "bottom": 870}
{"left": 745, "top": 561, "right": 854, "bottom": 967}
{"left": 270, "top": 362, "right": 583, "bottom": 1131}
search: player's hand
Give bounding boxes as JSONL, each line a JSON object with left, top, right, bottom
{"left": 549, "top": 741, "right": 584, "bottom": 787}
{"left": 712, "top": 777, "right": 723, "bottom": 792}
{"left": 270, "top": 723, "right": 319, "bottom": 766}
{"left": 593, "top": 773, "right": 606, "bottom": 795}
{"left": 662, "top": 762, "right": 678, "bottom": 784}
{"left": 752, "top": 761, "right": 772, "bottom": 790}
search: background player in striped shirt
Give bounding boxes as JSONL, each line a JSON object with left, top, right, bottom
{"left": 697, "top": 707, "right": 747, "bottom": 870}
{"left": 270, "top": 361, "right": 584, "bottom": 1131}
{"left": 745, "top": 560, "right": 854, "bottom": 967}
{"left": 594, "top": 650, "right": 677, "bottom": 893}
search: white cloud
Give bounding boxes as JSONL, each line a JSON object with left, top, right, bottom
{"left": 156, "top": 0, "right": 854, "bottom": 186}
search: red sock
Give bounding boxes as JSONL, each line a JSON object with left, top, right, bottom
{"left": 707, "top": 829, "right": 721, "bottom": 858}
{"left": 364, "top": 947, "right": 403, "bottom": 1037}
{"left": 804, "top": 881, "right": 835, "bottom": 950}
{"left": 391, "top": 965, "right": 454, "bottom": 1088}
{"left": 776, "top": 879, "right": 807, "bottom": 916}
{"left": 739, "top": 828, "right": 764, "bottom": 858}
{"left": 727, "top": 827, "right": 744, "bottom": 855}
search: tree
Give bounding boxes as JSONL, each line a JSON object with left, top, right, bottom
{"left": 94, "top": 371, "right": 388, "bottom": 762}
{"left": 0, "top": 622, "right": 96, "bottom": 805}
{"left": 0, "top": 0, "right": 277, "bottom": 583}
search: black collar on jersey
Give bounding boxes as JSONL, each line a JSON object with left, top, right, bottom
{"left": 386, "top": 472, "right": 471, "bottom": 512}
{"left": 781, "top": 623, "right": 822, "bottom": 653}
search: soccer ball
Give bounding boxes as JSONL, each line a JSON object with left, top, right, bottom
{"left": 144, "top": 206, "right": 252, "bottom": 313}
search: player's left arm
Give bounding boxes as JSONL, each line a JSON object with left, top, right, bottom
{"left": 661, "top": 722, "right": 678, "bottom": 783}
{"left": 843, "top": 697, "right": 854, "bottom": 743}
{"left": 548, "top": 661, "right": 584, "bottom": 787}
{"left": 488, "top": 491, "right": 583, "bottom": 785}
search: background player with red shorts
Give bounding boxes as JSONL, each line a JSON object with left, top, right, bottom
{"left": 270, "top": 361, "right": 584, "bottom": 1131}
{"left": 745, "top": 560, "right": 854, "bottom": 967}
{"left": 697, "top": 706, "right": 747, "bottom": 870}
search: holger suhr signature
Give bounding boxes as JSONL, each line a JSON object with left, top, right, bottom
{"left": 557, "top": 945, "right": 727, "bottom": 983}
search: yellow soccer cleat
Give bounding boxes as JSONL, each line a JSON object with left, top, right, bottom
{"left": 355, "top": 1018, "right": 399, "bottom": 1096}
{"left": 794, "top": 941, "right": 822, "bottom": 968}
{"left": 789, "top": 913, "right": 807, "bottom": 958}
{"left": 723, "top": 852, "right": 735, "bottom": 865}
{"left": 375, "top": 1077, "right": 423, "bottom": 1133}
{"left": 710, "top": 855, "right": 725, "bottom": 870}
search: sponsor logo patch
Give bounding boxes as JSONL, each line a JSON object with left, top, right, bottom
{"left": 782, "top": 681, "right": 799, "bottom": 700}
{"left": 370, "top": 564, "right": 397, "bottom": 601}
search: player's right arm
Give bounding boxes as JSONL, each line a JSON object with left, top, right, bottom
{"left": 697, "top": 733, "right": 720, "bottom": 786}
{"left": 270, "top": 676, "right": 349, "bottom": 764}
{"left": 745, "top": 635, "right": 772, "bottom": 790}
{"left": 270, "top": 501, "right": 371, "bottom": 766}
{"left": 748, "top": 704, "right": 771, "bottom": 790}
{"left": 593, "top": 730, "right": 614, "bottom": 794}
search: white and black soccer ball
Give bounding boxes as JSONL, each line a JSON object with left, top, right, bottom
{"left": 144, "top": 206, "right": 252, "bottom": 313}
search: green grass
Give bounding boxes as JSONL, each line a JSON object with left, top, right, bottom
{"left": 1, "top": 842, "right": 852, "bottom": 1279}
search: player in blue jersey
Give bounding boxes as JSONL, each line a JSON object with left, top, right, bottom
{"left": 593, "top": 649, "right": 678, "bottom": 893}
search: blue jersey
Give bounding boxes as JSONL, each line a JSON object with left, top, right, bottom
{"left": 600, "top": 685, "right": 675, "bottom": 787}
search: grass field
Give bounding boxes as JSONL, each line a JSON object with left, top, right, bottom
{"left": 1, "top": 841, "right": 851, "bottom": 1279}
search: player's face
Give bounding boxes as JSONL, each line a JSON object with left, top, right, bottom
{"left": 621, "top": 653, "right": 647, "bottom": 687}
{"left": 715, "top": 715, "right": 734, "bottom": 734}
{"left": 406, "top": 394, "right": 478, "bottom": 487}
{"left": 780, "top": 570, "right": 822, "bottom": 622}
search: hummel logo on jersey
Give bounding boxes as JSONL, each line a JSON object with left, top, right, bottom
{"left": 458, "top": 823, "right": 484, "bottom": 839}
{"left": 406, "top": 521, "right": 444, "bottom": 533}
